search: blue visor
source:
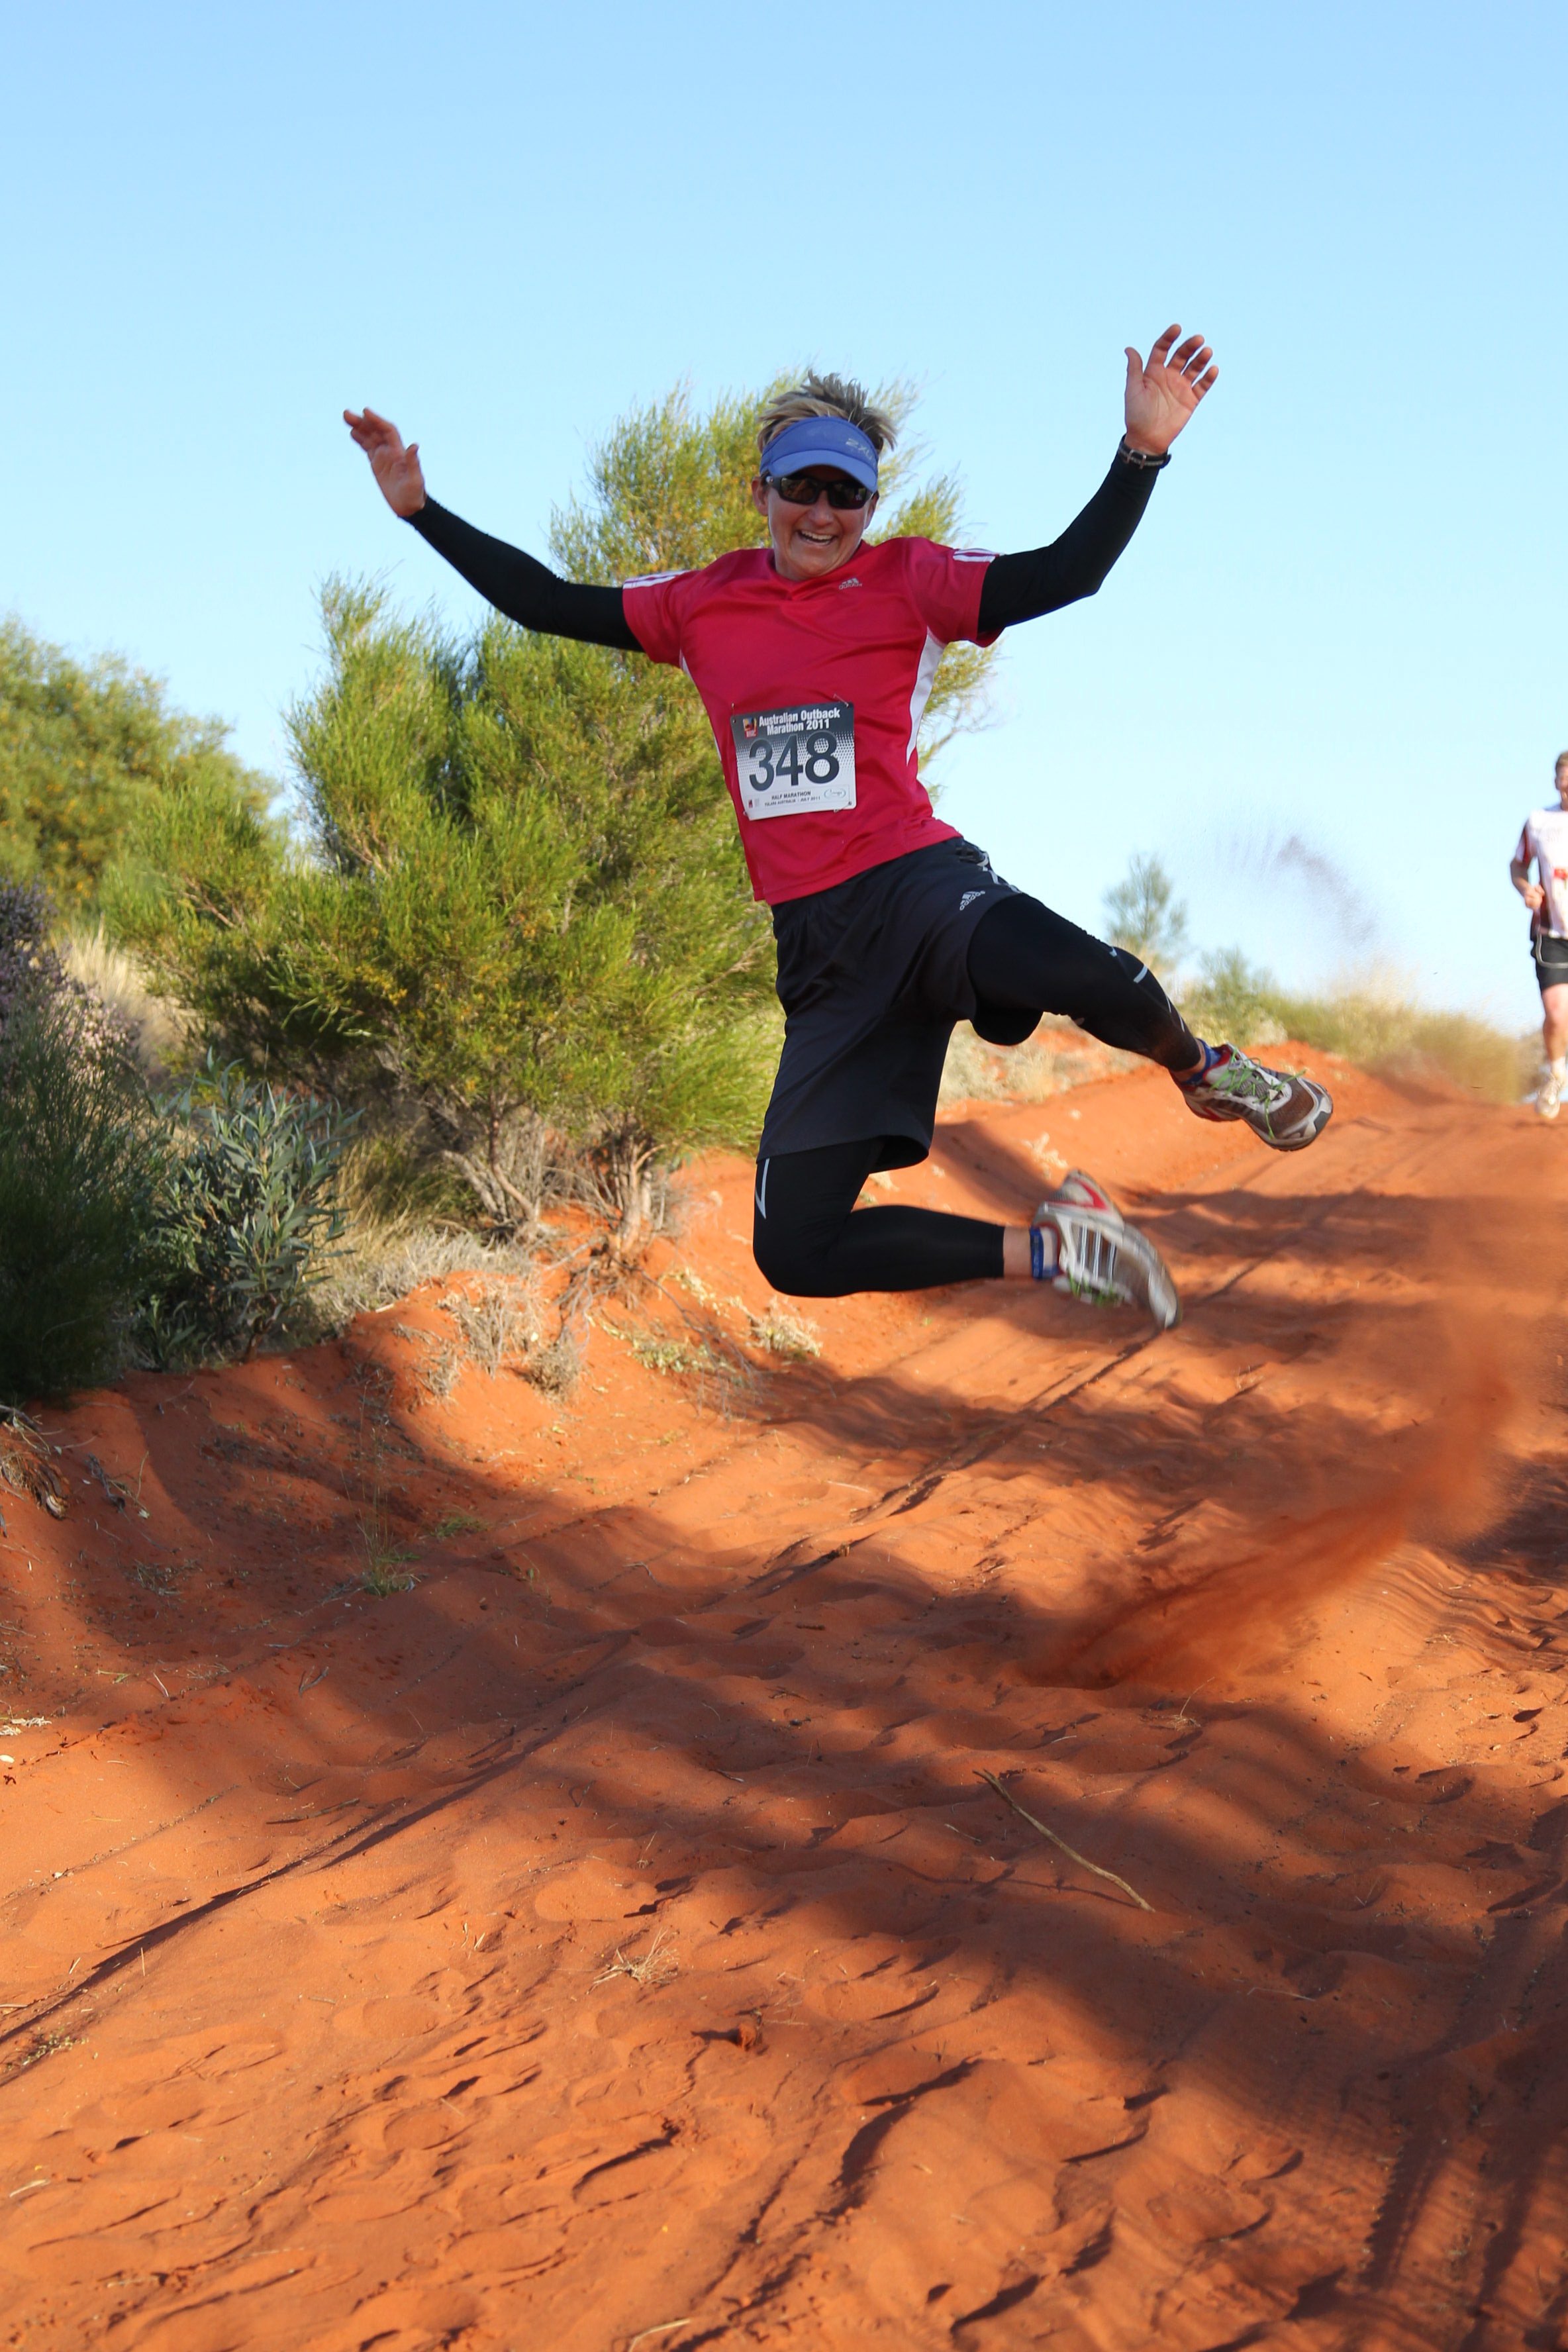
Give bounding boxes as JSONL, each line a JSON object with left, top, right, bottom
{"left": 759, "top": 415, "right": 879, "bottom": 493}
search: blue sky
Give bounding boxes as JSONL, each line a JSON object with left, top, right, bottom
{"left": 7, "top": 1, "right": 1564, "bottom": 1024}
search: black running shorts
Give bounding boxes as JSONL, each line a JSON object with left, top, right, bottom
{"left": 758, "top": 837, "right": 1018, "bottom": 1167}
{"left": 1533, "top": 930, "right": 1568, "bottom": 993}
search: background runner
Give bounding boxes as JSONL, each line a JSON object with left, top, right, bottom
{"left": 1510, "top": 752, "right": 1568, "bottom": 1118}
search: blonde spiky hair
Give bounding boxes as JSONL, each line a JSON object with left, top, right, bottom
{"left": 755, "top": 371, "right": 899, "bottom": 464}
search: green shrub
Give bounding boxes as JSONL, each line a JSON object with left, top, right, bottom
{"left": 0, "top": 1001, "right": 156, "bottom": 1403}
{"left": 1101, "top": 852, "right": 1189, "bottom": 979}
{"left": 0, "top": 618, "right": 273, "bottom": 916}
{"left": 0, "top": 881, "right": 354, "bottom": 1393}
{"left": 141, "top": 1056, "right": 354, "bottom": 1366}
{"left": 1180, "top": 948, "right": 1286, "bottom": 1050}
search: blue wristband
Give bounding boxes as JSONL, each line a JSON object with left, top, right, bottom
{"left": 1030, "top": 1225, "right": 1046, "bottom": 1281}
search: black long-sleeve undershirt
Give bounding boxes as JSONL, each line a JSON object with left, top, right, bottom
{"left": 976, "top": 444, "right": 1163, "bottom": 633}
{"left": 404, "top": 441, "right": 1165, "bottom": 649}
{"left": 407, "top": 502, "right": 641, "bottom": 648}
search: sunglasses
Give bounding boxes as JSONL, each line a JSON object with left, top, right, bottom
{"left": 763, "top": 470, "right": 874, "bottom": 510}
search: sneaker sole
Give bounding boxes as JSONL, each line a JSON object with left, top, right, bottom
{"left": 1258, "top": 1083, "right": 1334, "bottom": 1152}
{"left": 1135, "top": 1235, "right": 1183, "bottom": 1331}
{"left": 1182, "top": 1075, "right": 1335, "bottom": 1152}
{"left": 1259, "top": 1087, "right": 1335, "bottom": 1152}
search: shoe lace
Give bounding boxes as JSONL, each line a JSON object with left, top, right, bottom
{"left": 1208, "top": 1052, "right": 1289, "bottom": 1110}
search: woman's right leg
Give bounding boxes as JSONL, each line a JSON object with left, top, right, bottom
{"left": 750, "top": 1138, "right": 1177, "bottom": 1322}
{"left": 752, "top": 1137, "right": 1004, "bottom": 1298}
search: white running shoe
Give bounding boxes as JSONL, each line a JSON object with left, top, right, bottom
{"left": 1177, "top": 1043, "right": 1333, "bottom": 1152}
{"left": 1033, "top": 1169, "right": 1181, "bottom": 1332}
{"left": 1538, "top": 1070, "right": 1563, "bottom": 1121}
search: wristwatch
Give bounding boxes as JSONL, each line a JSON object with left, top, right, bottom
{"left": 1119, "top": 440, "right": 1171, "bottom": 469}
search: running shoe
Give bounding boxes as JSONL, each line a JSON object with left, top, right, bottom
{"left": 1538, "top": 1070, "right": 1563, "bottom": 1122}
{"left": 1033, "top": 1169, "right": 1181, "bottom": 1332}
{"left": 1176, "top": 1043, "right": 1333, "bottom": 1152}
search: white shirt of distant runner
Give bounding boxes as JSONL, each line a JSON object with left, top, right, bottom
{"left": 1510, "top": 753, "right": 1568, "bottom": 1113}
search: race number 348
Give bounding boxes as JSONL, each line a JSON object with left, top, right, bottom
{"left": 730, "top": 701, "right": 856, "bottom": 820}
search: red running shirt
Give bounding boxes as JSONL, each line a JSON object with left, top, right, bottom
{"left": 622, "top": 536, "right": 995, "bottom": 906}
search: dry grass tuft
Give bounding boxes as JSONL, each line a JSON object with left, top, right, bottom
{"left": 361, "top": 1559, "right": 416, "bottom": 1597}
{"left": 1272, "top": 989, "right": 1531, "bottom": 1103}
{"left": 130, "top": 1559, "right": 179, "bottom": 1597}
{"left": 317, "top": 1222, "right": 540, "bottom": 1327}
{"left": 318, "top": 1210, "right": 588, "bottom": 1395}
{"left": 416, "top": 1339, "right": 462, "bottom": 1398}
{"left": 524, "top": 1328, "right": 583, "bottom": 1395}
{"left": 440, "top": 1275, "right": 542, "bottom": 1377}
{"left": 746, "top": 1298, "right": 822, "bottom": 1360}
{"left": 593, "top": 1930, "right": 678, "bottom": 1990}
{"left": 425, "top": 1512, "right": 483, "bottom": 1541}
{"left": 0, "top": 1412, "right": 68, "bottom": 1519}
{"left": 628, "top": 1332, "right": 714, "bottom": 1377}
{"left": 60, "top": 926, "right": 189, "bottom": 1079}
{"left": 358, "top": 1495, "right": 416, "bottom": 1595}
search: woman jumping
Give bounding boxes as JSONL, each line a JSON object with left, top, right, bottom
{"left": 346, "top": 328, "right": 1332, "bottom": 1330}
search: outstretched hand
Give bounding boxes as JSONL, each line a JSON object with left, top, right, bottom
{"left": 344, "top": 407, "right": 426, "bottom": 516}
{"left": 1123, "top": 326, "right": 1218, "bottom": 456}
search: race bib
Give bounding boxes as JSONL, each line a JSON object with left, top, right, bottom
{"left": 730, "top": 701, "right": 856, "bottom": 820}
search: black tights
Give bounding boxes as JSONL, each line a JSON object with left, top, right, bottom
{"left": 752, "top": 893, "right": 1198, "bottom": 1298}
{"left": 965, "top": 890, "right": 1199, "bottom": 1067}
{"left": 753, "top": 1136, "right": 1004, "bottom": 1297}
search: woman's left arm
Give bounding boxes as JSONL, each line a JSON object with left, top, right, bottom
{"left": 977, "top": 326, "right": 1216, "bottom": 635}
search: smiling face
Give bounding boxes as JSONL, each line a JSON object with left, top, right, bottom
{"left": 750, "top": 466, "right": 877, "bottom": 582}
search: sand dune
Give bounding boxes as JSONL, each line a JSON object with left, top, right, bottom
{"left": 3, "top": 1057, "right": 1567, "bottom": 2350}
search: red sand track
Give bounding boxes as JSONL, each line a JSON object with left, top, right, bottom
{"left": 4, "top": 1059, "right": 1568, "bottom": 2352}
